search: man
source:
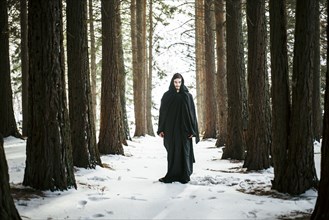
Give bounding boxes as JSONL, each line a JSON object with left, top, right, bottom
{"left": 157, "top": 73, "right": 200, "bottom": 184}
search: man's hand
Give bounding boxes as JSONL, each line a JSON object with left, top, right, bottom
{"left": 159, "top": 132, "right": 164, "bottom": 138}
{"left": 188, "top": 134, "right": 193, "bottom": 138}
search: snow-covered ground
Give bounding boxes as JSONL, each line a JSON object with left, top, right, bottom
{"left": 4, "top": 136, "right": 320, "bottom": 219}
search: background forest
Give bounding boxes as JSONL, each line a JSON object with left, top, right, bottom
{"left": 1, "top": 0, "right": 329, "bottom": 219}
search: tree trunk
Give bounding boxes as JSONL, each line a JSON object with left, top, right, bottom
{"left": 313, "top": 0, "right": 322, "bottom": 142}
{"left": 133, "top": 0, "right": 147, "bottom": 137}
{"left": 243, "top": 0, "right": 270, "bottom": 171}
{"left": 269, "top": 0, "right": 291, "bottom": 192}
{"left": 222, "top": 0, "right": 245, "bottom": 160}
{"left": 98, "top": 0, "right": 124, "bottom": 155}
{"left": 130, "top": 0, "right": 138, "bottom": 136}
{"left": 215, "top": 0, "right": 227, "bottom": 147}
{"left": 195, "top": 0, "right": 205, "bottom": 135}
{"left": 23, "top": 0, "right": 76, "bottom": 190}
{"left": 311, "top": 7, "right": 329, "bottom": 217}
{"left": 67, "top": 0, "right": 102, "bottom": 168}
{"left": 146, "top": 0, "right": 155, "bottom": 137}
{"left": 0, "top": 135, "right": 22, "bottom": 220}
{"left": 20, "top": 0, "right": 29, "bottom": 138}
{"left": 283, "top": 0, "right": 318, "bottom": 195}
{"left": 88, "top": 0, "right": 97, "bottom": 127}
{"left": 0, "top": 0, "right": 19, "bottom": 138}
{"left": 116, "top": 0, "right": 130, "bottom": 144}
{"left": 203, "top": 0, "right": 217, "bottom": 139}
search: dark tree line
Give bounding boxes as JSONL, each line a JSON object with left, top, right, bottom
{"left": 207, "top": 0, "right": 322, "bottom": 196}
{"left": 0, "top": 0, "right": 328, "bottom": 218}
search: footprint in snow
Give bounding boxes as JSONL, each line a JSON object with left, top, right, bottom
{"left": 77, "top": 200, "right": 87, "bottom": 209}
{"left": 88, "top": 196, "right": 110, "bottom": 201}
{"left": 93, "top": 213, "right": 105, "bottom": 218}
{"left": 247, "top": 210, "right": 257, "bottom": 218}
{"left": 255, "top": 200, "right": 265, "bottom": 205}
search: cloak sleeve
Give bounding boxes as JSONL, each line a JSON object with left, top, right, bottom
{"left": 187, "top": 93, "right": 200, "bottom": 143}
{"left": 157, "top": 92, "right": 168, "bottom": 135}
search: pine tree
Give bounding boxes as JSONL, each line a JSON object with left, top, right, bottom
{"left": 66, "top": 0, "right": 102, "bottom": 168}
{"left": 98, "top": 0, "right": 125, "bottom": 155}
{"left": 23, "top": 0, "right": 76, "bottom": 190}
{"left": 243, "top": 0, "right": 270, "bottom": 170}
{"left": 222, "top": 0, "right": 245, "bottom": 160}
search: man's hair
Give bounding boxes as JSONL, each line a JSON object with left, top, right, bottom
{"left": 173, "top": 73, "right": 183, "bottom": 80}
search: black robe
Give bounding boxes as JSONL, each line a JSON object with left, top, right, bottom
{"left": 157, "top": 77, "right": 199, "bottom": 183}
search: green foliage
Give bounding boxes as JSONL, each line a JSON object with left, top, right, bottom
{"left": 7, "top": 0, "right": 21, "bottom": 96}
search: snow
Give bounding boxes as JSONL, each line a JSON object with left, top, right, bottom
{"left": 4, "top": 136, "right": 320, "bottom": 219}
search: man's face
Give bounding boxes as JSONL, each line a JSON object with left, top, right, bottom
{"left": 174, "top": 78, "right": 182, "bottom": 91}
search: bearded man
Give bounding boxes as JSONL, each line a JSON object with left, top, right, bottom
{"left": 157, "top": 73, "right": 199, "bottom": 184}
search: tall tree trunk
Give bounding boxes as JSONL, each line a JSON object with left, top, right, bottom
{"left": 116, "top": 0, "right": 130, "bottom": 144}
{"left": 269, "top": 0, "right": 291, "bottom": 192}
{"left": 88, "top": 0, "right": 97, "bottom": 126}
{"left": 283, "top": 0, "right": 318, "bottom": 195}
{"left": 130, "top": 0, "right": 138, "bottom": 135}
{"left": 0, "top": 135, "right": 22, "bottom": 220}
{"left": 98, "top": 0, "right": 124, "bottom": 155}
{"left": 244, "top": 0, "right": 270, "bottom": 170}
{"left": 142, "top": 1, "right": 150, "bottom": 136}
{"left": 195, "top": 0, "right": 205, "bottom": 135}
{"left": 222, "top": 0, "right": 245, "bottom": 160}
{"left": 133, "top": 0, "right": 147, "bottom": 137}
{"left": 215, "top": 0, "right": 227, "bottom": 147}
{"left": 311, "top": 7, "right": 329, "bottom": 217}
{"left": 0, "top": 0, "right": 20, "bottom": 138}
{"left": 313, "top": 0, "right": 322, "bottom": 142}
{"left": 67, "top": 0, "right": 102, "bottom": 168}
{"left": 146, "top": 0, "right": 155, "bottom": 136}
{"left": 203, "top": 0, "right": 217, "bottom": 139}
{"left": 23, "top": 0, "right": 76, "bottom": 190}
{"left": 20, "top": 0, "right": 29, "bottom": 137}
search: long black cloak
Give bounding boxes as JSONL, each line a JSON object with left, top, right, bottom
{"left": 157, "top": 76, "right": 199, "bottom": 183}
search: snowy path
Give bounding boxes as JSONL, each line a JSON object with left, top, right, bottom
{"left": 4, "top": 136, "right": 318, "bottom": 219}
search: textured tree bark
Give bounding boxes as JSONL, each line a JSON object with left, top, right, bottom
{"left": 244, "top": 0, "right": 270, "bottom": 171}
{"left": 116, "top": 2, "right": 130, "bottom": 144}
{"left": 195, "top": 0, "right": 206, "bottom": 135}
{"left": 146, "top": 0, "right": 155, "bottom": 137}
{"left": 0, "top": 0, "right": 20, "bottom": 138}
{"left": 0, "top": 135, "right": 22, "bottom": 220}
{"left": 23, "top": 0, "right": 76, "bottom": 191}
{"left": 203, "top": 0, "right": 217, "bottom": 139}
{"left": 283, "top": 0, "right": 318, "bottom": 195}
{"left": 20, "top": 0, "right": 29, "bottom": 137}
{"left": 269, "top": 0, "right": 291, "bottom": 192}
{"left": 98, "top": 0, "right": 125, "bottom": 155}
{"left": 88, "top": 0, "right": 98, "bottom": 126}
{"left": 132, "top": 0, "right": 147, "bottom": 137}
{"left": 222, "top": 0, "right": 245, "bottom": 160}
{"left": 313, "top": 0, "right": 322, "bottom": 142}
{"left": 215, "top": 0, "right": 227, "bottom": 147}
{"left": 67, "top": 0, "right": 102, "bottom": 168}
